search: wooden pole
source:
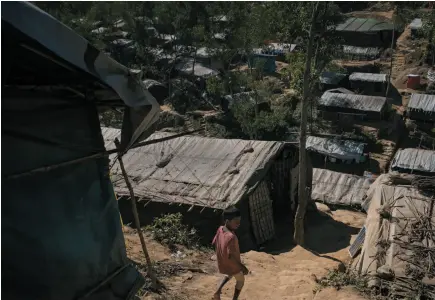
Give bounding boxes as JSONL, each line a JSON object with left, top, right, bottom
{"left": 114, "top": 138, "right": 157, "bottom": 289}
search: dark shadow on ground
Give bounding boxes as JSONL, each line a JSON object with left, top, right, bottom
{"left": 386, "top": 85, "right": 402, "bottom": 106}
{"left": 262, "top": 208, "right": 360, "bottom": 256}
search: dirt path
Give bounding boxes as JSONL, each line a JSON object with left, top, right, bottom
{"left": 125, "top": 209, "right": 367, "bottom": 300}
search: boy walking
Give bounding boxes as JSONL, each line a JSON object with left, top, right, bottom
{"left": 212, "top": 207, "right": 248, "bottom": 300}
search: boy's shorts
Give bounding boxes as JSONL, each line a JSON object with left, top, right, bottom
{"left": 224, "top": 272, "right": 245, "bottom": 289}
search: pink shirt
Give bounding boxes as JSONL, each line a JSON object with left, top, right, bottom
{"left": 212, "top": 226, "right": 241, "bottom": 275}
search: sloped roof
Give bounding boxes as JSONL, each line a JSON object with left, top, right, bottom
{"left": 390, "top": 148, "right": 435, "bottom": 174}
{"left": 326, "top": 88, "right": 355, "bottom": 94}
{"left": 311, "top": 168, "right": 373, "bottom": 206}
{"left": 336, "top": 18, "right": 395, "bottom": 32}
{"left": 407, "top": 93, "right": 435, "bottom": 112}
{"left": 320, "top": 72, "right": 347, "bottom": 85}
{"left": 102, "top": 127, "right": 286, "bottom": 209}
{"left": 354, "top": 174, "right": 435, "bottom": 282}
{"left": 319, "top": 92, "right": 387, "bottom": 113}
{"left": 349, "top": 72, "right": 388, "bottom": 83}
{"left": 306, "top": 136, "right": 365, "bottom": 161}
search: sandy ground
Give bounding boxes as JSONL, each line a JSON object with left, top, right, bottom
{"left": 124, "top": 208, "right": 368, "bottom": 300}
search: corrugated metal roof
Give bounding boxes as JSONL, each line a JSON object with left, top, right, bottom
{"left": 102, "top": 127, "right": 285, "bottom": 209}
{"left": 336, "top": 18, "right": 395, "bottom": 32}
{"left": 320, "top": 72, "right": 347, "bottom": 85}
{"left": 349, "top": 72, "right": 388, "bottom": 83}
{"left": 390, "top": 148, "right": 435, "bottom": 174}
{"left": 306, "top": 136, "right": 365, "bottom": 161}
{"left": 312, "top": 168, "right": 373, "bottom": 206}
{"left": 407, "top": 93, "right": 435, "bottom": 112}
{"left": 319, "top": 92, "right": 387, "bottom": 112}
{"left": 326, "top": 88, "right": 355, "bottom": 94}
{"left": 409, "top": 18, "right": 423, "bottom": 30}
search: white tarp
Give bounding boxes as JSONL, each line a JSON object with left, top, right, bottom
{"left": 306, "top": 136, "right": 365, "bottom": 162}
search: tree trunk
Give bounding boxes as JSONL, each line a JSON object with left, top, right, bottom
{"left": 294, "top": 1, "right": 319, "bottom": 246}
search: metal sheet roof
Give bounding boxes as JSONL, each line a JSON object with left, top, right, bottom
{"left": 102, "top": 128, "right": 286, "bottom": 209}
{"left": 349, "top": 72, "right": 388, "bottom": 83}
{"left": 407, "top": 93, "right": 435, "bottom": 112}
{"left": 336, "top": 17, "right": 395, "bottom": 32}
{"left": 306, "top": 136, "right": 365, "bottom": 161}
{"left": 311, "top": 168, "right": 373, "bottom": 206}
{"left": 390, "top": 148, "right": 435, "bottom": 174}
{"left": 319, "top": 92, "right": 387, "bottom": 112}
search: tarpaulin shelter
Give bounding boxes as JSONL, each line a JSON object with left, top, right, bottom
{"left": 306, "top": 136, "right": 366, "bottom": 163}
{"left": 335, "top": 17, "right": 398, "bottom": 48}
{"left": 311, "top": 168, "right": 373, "bottom": 207}
{"left": 349, "top": 72, "right": 388, "bottom": 96}
{"left": 318, "top": 91, "right": 388, "bottom": 120}
{"left": 353, "top": 174, "right": 435, "bottom": 290}
{"left": 102, "top": 128, "right": 303, "bottom": 250}
{"left": 2, "top": 2, "right": 161, "bottom": 300}
{"left": 390, "top": 148, "right": 435, "bottom": 175}
{"left": 406, "top": 93, "right": 435, "bottom": 123}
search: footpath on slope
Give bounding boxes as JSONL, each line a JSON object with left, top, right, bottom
{"left": 124, "top": 208, "right": 367, "bottom": 300}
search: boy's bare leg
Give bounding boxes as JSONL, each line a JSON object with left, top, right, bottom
{"left": 213, "top": 276, "right": 231, "bottom": 299}
{"left": 232, "top": 287, "right": 242, "bottom": 300}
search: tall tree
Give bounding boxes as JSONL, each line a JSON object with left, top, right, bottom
{"left": 294, "top": 2, "right": 320, "bottom": 246}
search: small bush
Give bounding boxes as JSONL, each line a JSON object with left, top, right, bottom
{"left": 315, "top": 269, "right": 369, "bottom": 294}
{"left": 147, "top": 213, "right": 199, "bottom": 250}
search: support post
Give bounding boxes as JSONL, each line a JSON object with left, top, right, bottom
{"left": 114, "top": 138, "right": 157, "bottom": 289}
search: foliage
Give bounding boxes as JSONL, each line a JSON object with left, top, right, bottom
{"left": 147, "top": 213, "right": 200, "bottom": 250}
{"left": 314, "top": 269, "right": 370, "bottom": 295}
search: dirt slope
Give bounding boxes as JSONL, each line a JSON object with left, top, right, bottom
{"left": 125, "top": 209, "right": 367, "bottom": 300}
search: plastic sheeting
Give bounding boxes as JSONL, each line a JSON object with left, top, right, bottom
{"left": 336, "top": 18, "right": 396, "bottom": 32}
{"left": 103, "top": 128, "right": 284, "bottom": 209}
{"left": 407, "top": 93, "right": 435, "bottom": 112}
{"left": 390, "top": 148, "right": 435, "bottom": 174}
{"left": 2, "top": 2, "right": 160, "bottom": 148}
{"left": 353, "top": 174, "right": 435, "bottom": 285}
{"left": 306, "top": 136, "right": 365, "bottom": 162}
{"left": 319, "top": 92, "right": 387, "bottom": 113}
{"left": 349, "top": 72, "right": 388, "bottom": 83}
{"left": 311, "top": 168, "right": 373, "bottom": 206}
{"left": 3, "top": 94, "right": 139, "bottom": 300}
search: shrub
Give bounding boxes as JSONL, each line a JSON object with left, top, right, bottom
{"left": 147, "top": 213, "right": 199, "bottom": 250}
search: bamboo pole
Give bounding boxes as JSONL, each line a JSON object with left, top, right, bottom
{"left": 114, "top": 138, "right": 157, "bottom": 289}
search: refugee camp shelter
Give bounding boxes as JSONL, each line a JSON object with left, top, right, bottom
{"left": 306, "top": 136, "right": 367, "bottom": 173}
{"left": 103, "top": 128, "right": 303, "bottom": 250}
{"left": 248, "top": 53, "right": 277, "bottom": 73}
{"left": 335, "top": 17, "right": 397, "bottom": 48}
{"left": 222, "top": 91, "right": 270, "bottom": 112}
{"left": 311, "top": 168, "right": 373, "bottom": 207}
{"left": 406, "top": 93, "right": 435, "bottom": 123}
{"left": 349, "top": 72, "right": 388, "bottom": 96}
{"left": 318, "top": 91, "right": 388, "bottom": 120}
{"left": 353, "top": 174, "right": 435, "bottom": 287}
{"left": 319, "top": 72, "right": 349, "bottom": 91}
{"left": 390, "top": 148, "right": 435, "bottom": 175}
{"left": 175, "top": 57, "right": 219, "bottom": 79}
{"left": 341, "top": 45, "right": 381, "bottom": 61}
{"left": 2, "top": 2, "right": 161, "bottom": 300}
{"left": 259, "top": 43, "right": 298, "bottom": 61}
{"left": 409, "top": 18, "right": 423, "bottom": 38}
